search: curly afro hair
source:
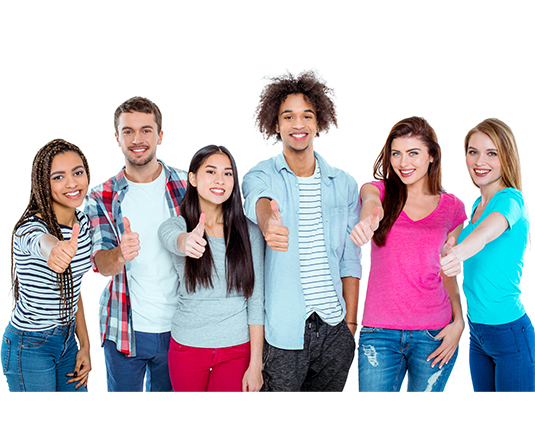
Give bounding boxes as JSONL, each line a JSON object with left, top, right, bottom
{"left": 255, "top": 70, "right": 338, "bottom": 142}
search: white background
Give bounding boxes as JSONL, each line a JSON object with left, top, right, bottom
{"left": 1, "top": 0, "right": 534, "bottom": 423}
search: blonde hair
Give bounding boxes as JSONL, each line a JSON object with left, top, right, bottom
{"left": 464, "top": 118, "right": 522, "bottom": 192}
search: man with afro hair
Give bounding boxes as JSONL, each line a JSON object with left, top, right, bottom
{"left": 243, "top": 71, "right": 362, "bottom": 391}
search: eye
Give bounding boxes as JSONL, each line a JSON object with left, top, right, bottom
{"left": 143, "top": 129, "right": 152, "bottom": 134}
{"left": 488, "top": 151, "right": 498, "bottom": 157}
{"left": 467, "top": 149, "right": 477, "bottom": 155}
{"left": 409, "top": 151, "right": 419, "bottom": 156}
{"left": 51, "top": 175, "right": 63, "bottom": 181}
{"left": 391, "top": 152, "right": 400, "bottom": 157}
{"left": 225, "top": 171, "right": 233, "bottom": 177}
{"left": 74, "top": 170, "right": 85, "bottom": 177}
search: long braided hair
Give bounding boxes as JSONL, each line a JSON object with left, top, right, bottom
{"left": 11, "top": 139, "right": 90, "bottom": 321}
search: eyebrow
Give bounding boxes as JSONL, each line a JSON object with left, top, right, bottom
{"left": 280, "top": 109, "right": 316, "bottom": 115}
{"left": 121, "top": 125, "right": 154, "bottom": 131}
{"left": 391, "top": 147, "right": 422, "bottom": 152}
{"left": 205, "top": 164, "right": 233, "bottom": 170}
{"left": 50, "top": 165, "right": 85, "bottom": 177}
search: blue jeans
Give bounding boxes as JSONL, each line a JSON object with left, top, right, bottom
{"left": 469, "top": 313, "right": 535, "bottom": 391}
{"left": 103, "top": 330, "right": 172, "bottom": 392}
{"left": 358, "top": 326, "right": 458, "bottom": 392}
{"left": 1, "top": 322, "right": 86, "bottom": 392}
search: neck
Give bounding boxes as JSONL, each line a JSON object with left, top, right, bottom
{"left": 283, "top": 148, "right": 316, "bottom": 177}
{"left": 52, "top": 204, "right": 77, "bottom": 227}
{"left": 479, "top": 181, "right": 506, "bottom": 206}
{"left": 199, "top": 200, "right": 224, "bottom": 226}
{"left": 405, "top": 177, "right": 431, "bottom": 198}
{"left": 124, "top": 160, "right": 162, "bottom": 183}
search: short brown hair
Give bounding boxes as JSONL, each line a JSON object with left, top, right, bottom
{"left": 114, "top": 96, "right": 162, "bottom": 134}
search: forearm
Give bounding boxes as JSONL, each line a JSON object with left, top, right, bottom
{"left": 342, "top": 276, "right": 360, "bottom": 329}
{"left": 255, "top": 198, "right": 273, "bottom": 236}
{"left": 93, "top": 247, "right": 126, "bottom": 276}
{"left": 75, "top": 296, "right": 90, "bottom": 350}
{"left": 248, "top": 324, "right": 264, "bottom": 369}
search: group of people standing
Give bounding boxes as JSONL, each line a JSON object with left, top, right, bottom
{"left": 2, "top": 70, "right": 534, "bottom": 392}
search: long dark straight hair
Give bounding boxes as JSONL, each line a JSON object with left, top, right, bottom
{"left": 372, "top": 117, "right": 443, "bottom": 247}
{"left": 180, "top": 145, "right": 255, "bottom": 299}
{"left": 12, "top": 139, "right": 90, "bottom": 319}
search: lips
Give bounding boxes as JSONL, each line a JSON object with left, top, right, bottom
{"left": 64, "top": 190, "right": 82, "bottom": 199}
{"left": 130, "top": 146, "right": 149, "bottom": 155}
{"left": 290, "top": 132, "right": 308, "bottom": 141}
{"left": 474, "top": 169, "right": 490, "bottom": 177}
{"left": 210, "top": 188, "right": 225, "bottom": 196}
{"left": 399, "top": 169, "right": 415, "bottom": 177}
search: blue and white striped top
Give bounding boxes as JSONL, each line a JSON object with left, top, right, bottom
{"left": 297, "top": 164, "right": 343, "bottom": 325}
{"left": 11, "top": 210, "right": 92, "bottom": 331}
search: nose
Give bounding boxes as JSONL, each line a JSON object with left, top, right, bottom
{"left": 292, "top": 118, "right": 305, "bottom": 129}
{"left": 65, "top": 174, "right": 76, "bottom": 188}
{"left": 132, "top": 131, "right": 144, "bottom": 144}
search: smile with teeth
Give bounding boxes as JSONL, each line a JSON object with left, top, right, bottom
{"left": 131, "top": 147, "right": 148, "bottom": 154}
{"left": 64, "top": 190, "right": 81, "bottom": 198}
{"left": 399, "top": 169, "right": 415, "bottom": 177}
{"left": 210, "top": 188, "right": 225, "bottom": 196}
{"left": 474, "top": 169, "right": 490, "bottom": 177}
{"left": 290, "top": 133, "right": 308, "bottom": 140}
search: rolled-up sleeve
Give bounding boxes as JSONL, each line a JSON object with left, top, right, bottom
{"left": 246, "top": 221, "right": 265, "bottom": 326}
{"left": 340, "top": 175, "right": 362, "bottom": 279}
{"left": 158, "top": 216, "right": 187, "bottom": 256}
{"left": 242, "top": 164, "right": 276, "bottom": 224}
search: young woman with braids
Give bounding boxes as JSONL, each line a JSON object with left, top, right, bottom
{"left": 1, "top": 139, "right": 92, "bottom": 391}
{"left": 158, "top": 145, "right": 264, "bottom": 392}
{"left": 351, "top": 117, "right": 466, "bottom": 392}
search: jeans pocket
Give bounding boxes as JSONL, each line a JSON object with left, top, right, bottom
{"left": 359, "top": 326, "right": 377, "bottom": 335}
{"left": 424, "top": 329, "right": 443, "bottom": 342}
{"left": 521, "top": 324, "right": 535, "bottom": 363}
{"left": 22, "top": 330, "right": 49, "bottom": 349}
{"left": 1, "top": 336, "right": 10, "bottom": 374}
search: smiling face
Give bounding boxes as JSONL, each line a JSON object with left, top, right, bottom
{"left": 189, "top": 153, "right": 234, "bottom": 211}
{"left": 116, "top": 111, "right": 162, "bottom": 169}
{"left": 275, "top": 93, "right": 318, "bottom": 155}
{"left": 390, "top": 136, "right": 433, "bottom": 190}
{"left": 50, "top": 151, "right": 89, "bottom": 218}
{"left": 465, "top": 131, "right": 503, "bottom": 190}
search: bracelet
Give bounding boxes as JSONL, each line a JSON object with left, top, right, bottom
{"left": 346, "top": 322, "right": 358, "bottom": 326}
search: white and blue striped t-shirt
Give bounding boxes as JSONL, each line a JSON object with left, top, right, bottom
{"left": 11, "top": 210, "right": 91, "bottom": 331}
{"left": 298, "top": 164, "right": 343, "bottom": 325}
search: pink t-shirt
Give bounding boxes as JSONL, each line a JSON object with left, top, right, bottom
{"left": 361, "top": 181, "right": 467, "bottom": 330}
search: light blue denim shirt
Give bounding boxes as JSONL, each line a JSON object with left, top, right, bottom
{"left": 242, "top": 152, "right": 362, "bottom": 350}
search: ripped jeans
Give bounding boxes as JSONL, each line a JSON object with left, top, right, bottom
{"left": 358, "top": 326, "right": 458, "bottom": 392}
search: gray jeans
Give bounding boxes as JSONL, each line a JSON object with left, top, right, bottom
{"left": 261, "top": 313, "right": 356, "bottom": 391}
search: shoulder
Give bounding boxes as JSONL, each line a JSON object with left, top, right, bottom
{"left": 15, "top": 217, "right": 48, "bottom": 235}
{"left": 316, "top": 153, "right": 357, "bottom": 187}
{"left": 493, "top": 187, "right": 524, "bottom": 206}
{"left": 441, "top": 192, "right": 466, "bottom": 210}
{"left": 161, "top": 161, "right": 188, "bottom": 182}
{"left": 87, "top": 170, "right": 124, "bottom": 200}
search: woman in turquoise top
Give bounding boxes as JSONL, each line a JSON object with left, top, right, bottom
{"left": 441, "top": 118, "right": 535, "bottom": 391}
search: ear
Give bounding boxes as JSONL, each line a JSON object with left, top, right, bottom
{"left": 188, "top": 171, "right": 197, "bottom": 187}
{"left": 275, "top": 121, "right": 280, "bottom": 134}
{"left": 157, "top": 130, "right": 163, "bottom": 146}
{"left": 115, "top": 133, "right": 120, "bottom": 146}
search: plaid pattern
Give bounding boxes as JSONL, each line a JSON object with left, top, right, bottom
{"left": 85, "top": 160, "right": 187, "bottom": 357}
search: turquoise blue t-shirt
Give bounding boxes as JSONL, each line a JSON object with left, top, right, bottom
{"left": 459, "top": 188, "right": 529, "bottom": 325}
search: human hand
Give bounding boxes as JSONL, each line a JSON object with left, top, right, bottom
{"left": 119, "top": 217, "right": 140, "bottom": 263}
{"left": 47, "top": 223, "right": 79, "bottom": 273}
{"left": 426, "top": 319, "right": 464, "bottom": 369}
{"left": 263, "top": 200, "right": 289, "bottom": 252}
{"left": 440, "top": 237, "right": 461, "bottom": 277}
{"left": 184, "top": 212, "right": 207, "bottom": 259}
{"left": 66, "top": 345, "right": 91, "bottom": 389}
{"left": 242, "top": 364, "right": 263, "bottom": 392}
{"left": 350, "top": 206, "right": 381, "bottom": 246}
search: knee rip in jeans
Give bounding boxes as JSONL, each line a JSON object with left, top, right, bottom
{"left": 362, "top": 345, "right": 379, "bottom": 367}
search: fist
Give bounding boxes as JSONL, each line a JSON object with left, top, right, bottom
{"left": 48, "top": 223, "right": 79, "bottom": 273}
{"left": 184, "top": 212, "right": 207, "bottom": 259}
{"left": 120, "top": 217, "right": 140, "bottom": 262}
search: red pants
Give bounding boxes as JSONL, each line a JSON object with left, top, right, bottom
{"left": 168, "top": 338, "right": 251, "bottom": 392}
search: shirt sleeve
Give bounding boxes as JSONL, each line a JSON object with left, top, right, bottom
{"left": 242, "top": 163, "right": 275, "bottom": 224}
{"left": 15, "top": 220, "right": 48, "bottom": 260}
{"left": 246, "top": 220, "right": 265, "bottom": 326}
{"left": 492, "top": 189, "right": 524, "bottom": 229}
{"left": 158, "top": 215, "right": 187, "bottom": 257}
{"left": 340, "top": 174, "right": 363, "bottom": 279}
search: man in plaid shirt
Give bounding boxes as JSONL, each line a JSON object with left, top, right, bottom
{"left": 85, "top": 97, "right": 187, "bottom": 391}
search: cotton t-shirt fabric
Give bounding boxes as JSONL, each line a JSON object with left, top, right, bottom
{"left": 121, "top": 168, "right": 178, "bottom": 333}
{"left": 459, "top": 187, "right": 528, "bottom": 325}
{"left": 361, "top": 181, "right": 467, "bottom": 330}
{"left": 11, "top": 210, "right": 92, "bottom": 331}
{"left": 297, "top": 164, "right": 343, "bottom": 325}
{"left": 158, "top": 216, "right": 264, "bottom": 348}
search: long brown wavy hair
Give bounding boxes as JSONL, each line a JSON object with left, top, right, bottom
{"left": 11, "top": 139, "right": 90, "bottom": 319}
{"left": 372, "top": 117, "right": 444, "bottom": 247}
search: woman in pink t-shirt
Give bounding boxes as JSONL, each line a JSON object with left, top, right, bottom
{"left": 351, "top": 117, "right": 466, "bottom": 392}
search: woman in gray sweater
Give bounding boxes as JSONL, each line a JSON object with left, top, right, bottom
{"left": 158, "top": 145, "right": 264, "bottom": 392}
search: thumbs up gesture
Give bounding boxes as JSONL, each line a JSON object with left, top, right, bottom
{"left": 183, "top": 212, "right": 207, "bottom": 258}
{"left": 119, "top": 217, "right": 140, "bottom": 263}
{"left": 440, "top": 236, "right": 462, "bottom": 277}
{"left": 264, "top": 200, "right": 289, "bottom": 252}
{"left": 350, "top": 205, "right": 382, "bottom": 246}
{"left": 47, "top": 223, "right": 80, "bottom": 273}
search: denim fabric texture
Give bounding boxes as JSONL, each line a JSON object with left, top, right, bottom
{"left": 358, "top": 326, "right": 457, "bottom": 392}
{"left": 103, "top": 330, "right": 172, "bottom": 392}
{"left": 469, "top": 313, "right": 535, "bottom": 391}
{"left": 1, "top": 322, "right": 86, "bottom": 392}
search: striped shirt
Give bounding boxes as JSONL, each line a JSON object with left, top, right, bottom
{"left": 11, "top": 211, "right": 91, "bottom": 331}
{"left": 298, "top": 164, "right": 343, "bottom": 325}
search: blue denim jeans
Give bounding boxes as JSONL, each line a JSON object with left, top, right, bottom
{"left": 1, "top": 322, "right": 86, "bottom": 392}
{"left": 358, "top": 326, "right": 458, "bottom": 392}
{"left": 469, "top": 313, "right": 535, "bottom": 391}
{"left": 103, "top": 330, "right": 172, "bottom": 392}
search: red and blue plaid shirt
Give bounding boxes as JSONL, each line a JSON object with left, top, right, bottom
{"left": 84, "top": 160, "right": 187, "bottom": 357}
